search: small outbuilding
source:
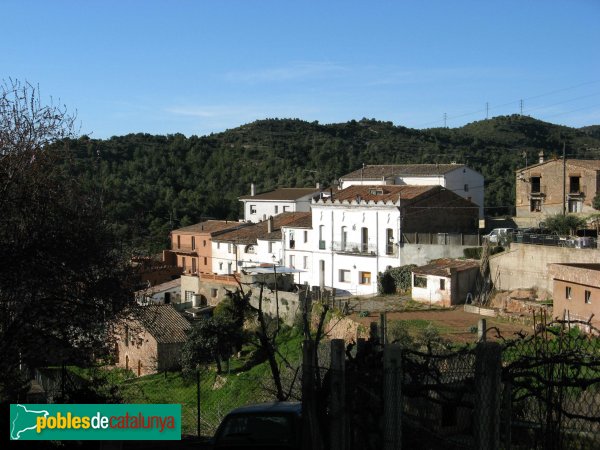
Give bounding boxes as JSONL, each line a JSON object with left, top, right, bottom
{"left": 411, "top": 259, "right": 480, "bottom": 307}
{"left": 115, "top": 305, "right": 191, "bottom": 376}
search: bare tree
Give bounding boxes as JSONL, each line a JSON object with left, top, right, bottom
{"left": 0, "top": 80, "right": 131, "bottom": 403}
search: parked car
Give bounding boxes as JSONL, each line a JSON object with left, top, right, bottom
{"left": 483, "top": 228, "right": 514, "bottom": 244}
{"left": 212, "top": 402, "right": 302, "bottom": 449}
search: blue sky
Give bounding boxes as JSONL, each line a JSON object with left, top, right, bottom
{"left": 4, "top": 0, "right": 600, "bottom": 138}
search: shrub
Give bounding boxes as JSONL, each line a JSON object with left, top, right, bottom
{"left": 463, "top": 247, "right": 482, "bottom": 259}
{"left": 377, "top": 264, "right": 417, "bottom": 294}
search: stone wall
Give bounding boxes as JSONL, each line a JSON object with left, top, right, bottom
{"left": 488, "top": 243, "right": 600, "bottom": 293}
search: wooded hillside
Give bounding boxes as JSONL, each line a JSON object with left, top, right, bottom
{"left": 61, "top": 115, "right": 600, "bottom": 252}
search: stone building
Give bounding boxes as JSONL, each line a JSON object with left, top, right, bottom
{"left": 548, "top": 263, "right": 600, "bottom": 332}
{"left": 515, "top": 157, "right": 600, "bottom": 219}
{"left": 115, "top": 305, "right": 191, "bottom": 376}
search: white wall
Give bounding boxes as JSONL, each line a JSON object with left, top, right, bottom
{"left": 241, "top": 195, "right": 315, "bottom": 223}
{"left": 412, "top": 273, "right": 449, "bottom": 304}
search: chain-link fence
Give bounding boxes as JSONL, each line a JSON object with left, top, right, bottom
{"left": 301, "top": 316, "right": 600, "bottom": 450}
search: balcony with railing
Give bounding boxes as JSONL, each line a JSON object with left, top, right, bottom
{"left": 568, "top": 184, "right": 586, "bottom": 197}
{"left": 529, "top": 184, "right": 546, "bottom": 197}
{"left": 331, "top": 241, "right": 378, "bottom": 256}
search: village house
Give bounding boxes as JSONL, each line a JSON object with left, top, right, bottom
{"left": 411, "top": 259, "right": 480, "bottom": 307}
{"left": 515, "top": 156, "right": 600, "bottom": 219}
{"left": 211, "top": 212, "right": 311, "bottom": 275}
{"left": 305, "top": 184, "right": 478, "bottom": 295}
{"left": 114, "top": 305, "right": 191, "bottom": 376}
{"left": 135, "top": 278, "right": 181, "bottom": 307}
{"left": 238, "top": 185, "right": 323, "bottom": 223}
{"left": 164, "top": 220, "right": 248, "bottom": 275}
{"left": 548, "top": 263, "right": 600, "bottom": 332}
{"left": 338, "top": 163, "right": 484, "bottom": 218}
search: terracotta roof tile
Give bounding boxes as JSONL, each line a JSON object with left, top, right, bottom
{"left": 326, "top": 185, "right": 438, "bottom": 204}
{"left": 413, "top": 259, "right": 480, "bottom": 277}
{"left": 239, "top": 187, "right": 322, "bottom": 201}
{"left": 214, "top": 212, "right": 311, "bottom": 244}
{"left": 172, "top": 220, "right": 243, "bottom": 235}
{"left": 341, "top": 164, "right": 464, "bottom": 180}
{"left": 131, "top": 305, "right": 191, "bottom": 344}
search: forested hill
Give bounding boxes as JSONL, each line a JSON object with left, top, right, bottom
{"left": 62, "top": 115, "right": 600, "bottom": 252}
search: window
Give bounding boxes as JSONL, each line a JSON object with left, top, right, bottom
{"left": 585, "top": 290, "right": 592, "bottom": 304}
{"left": 203, "top": 240, "right": 207, "bottom": 247}
{"left": 464, "top": 184, "right": 469, "bottom": 192}
{"left": 570, "top": 176, "right": 581, "bottom": 194}
{"left": 386, "top": 228, "right": 394, "bottom": 255}
{"left": 191, "top": 258, "right": 196, "bottom": 273}
{"left": 204, "top": 257, "right": 208, "bottom": 265}
{"left": 303, "top": 256, "right": 308, "bottom": 269}
{"left": 283, "top": 206, "right": 289, "bottom": 212}
{"left": 217, "top": 242, "right": 220, "bottom": 249}
{"left": 191, "top": 236, "right": 196, "bottom": 250}
{"left": 530, "top": 199, "right": 542, "bottom": 212}
{"left": 414, "top": 275, "right": 427, "bottom": 288}
{"left": 568, "top": 199, "right": 582, "bottom": 213}
{"left": 319, "top": 225, "right": 326, "bottom": 250}
{"left": 566, "top": 286, "right": 572, "bottom": 300}
{"left": 289, "top": 231, "right": 295, "bottom": 249}
{"left": 185, "top": 290, "right": 194, "bottom": 303}
{"left": 361, "top": 227, "right": 369, "bottom": 253}
{"left": 339, "top": 269, "right": 351, "bottom": 282}
{"left": 250, "top": 205, "right": 257, "bottom": 214}
{"left": 359, "top": 271, "right": 371, "bottom": 285}
{"left": 304, "top": 230, "right": 308, "bottom": 243}
{"left": 182, "top": 256, "right": 186, "bottom": 270}
{"left": 268, "top": 242, "right": 273, "bottom": 253}
{"left": 289, "top": 255, "right": 295, "bottom": 268}
{"left": 341, "top": 226, "right": 348, "bottom": 251}
{"left": 531, "top": 176, "right": 541, "bottom": 193}
{"left": 177, "top": 235, "right": 181, "bottom": 249}
{"left": 219, "top": 262, "right": 223, "bottom": 270}
{"left": 440, "top": 279, "right": 446, "bottom": 291}
{"left": 274, "top": 205, "right": 279, "bottom": 214}
{"left": 211, "top": 288, "right": 218, "bottom": 298}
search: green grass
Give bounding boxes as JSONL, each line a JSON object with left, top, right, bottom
{"left": 119, "top": 326, "right": 304, "bottom": 436}
{"left": 397, "top": 319, "right": 452, "bottom": 334}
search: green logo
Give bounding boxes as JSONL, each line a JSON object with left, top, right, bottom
{"left": 10, "top": 404, "right": 181, "bottom": 440}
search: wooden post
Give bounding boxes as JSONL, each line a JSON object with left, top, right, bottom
{"left": 330, "top": 339, "right": 346, "bottom": 450}
{"left": 474, "top": 341, "right": 502, "bottom": 450}
{"left": 380, "top": 312, "right": 387, "bottom": 345}
{"left": 384, "top": 345, "right": 402, "bottom": 450}
{"left": 478, "top": 318, "right": 487, "bottom": 342}
{"left": 302, "top": 340, "right": 322, "bottom": 450}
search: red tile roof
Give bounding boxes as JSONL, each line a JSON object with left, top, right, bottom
{"left": 129, "top": 305, "right": 191, "bottom": 344}
{"left": 413, "top": 259, "right": 480, "bottom": 277}
{"left": 214, "top": 212, "right": 311, "bottom": 244}
{"left": 172, "top": 220, "right": 244, "bottom": 235}
{"left": 239, "top": 187, "right": 321, "bottom": 201}
{"left": 341, "top": 164, "right": 465, "bottom": 180}
{"left": 322, "top": 185, "right": 438, "bottom": 204}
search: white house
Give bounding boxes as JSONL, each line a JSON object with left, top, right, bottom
{"left": 338, "top": 164, "right": 484, "bottom": 218}
{"left": 295, "top": 184, "right": 478, "bottom": 296}
{"left": 411, "top": 259, "right": 480, "bottom": 307}
{"left": 211, "top": 213, "right": 311, "bottom": 275}
{"left": 239, "top": 185, "right": 323, "bottom": 223}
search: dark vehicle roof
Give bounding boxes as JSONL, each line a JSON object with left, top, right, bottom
{"left": 225, "top": 402, "right": 301, "bottom": 416}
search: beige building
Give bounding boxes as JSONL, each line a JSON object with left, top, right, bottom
{"left": 515, "top": 158, "right": 600, "bottom": 219}
{"left": 115, "top": 305, "right": 191, "bottom": 376}
{"left": 548, "top": 263, "right": 600, "bottom": 332}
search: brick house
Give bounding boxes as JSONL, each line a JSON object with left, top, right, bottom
{"left": 411, "top": 259, "right": 480, "bottom": 307}
{"left": 515, "top": 158, "right": 600, "bottom": 218}
{"left": 115, "top": 305, "right": 191, "bottom": 376}
{"left": 164, "top": 220, "right": 248, "bottom": 276}
{"left": 548, "top": 263, "right": 600, "bottom": 332}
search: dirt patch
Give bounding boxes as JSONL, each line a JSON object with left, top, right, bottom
{"left": 349, "top": 308, "right": 530, "bottom": 344}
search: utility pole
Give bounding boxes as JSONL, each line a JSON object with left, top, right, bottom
{"left": 562, "top": 142, "right": 566, "bottom": 215}
{"left": 520, "top": 99, "right": 524, "bottom": 116}
{"left": 443, "top": 112, "right": 447, "bottom": 128}
{"left": 486, "top": 102, "right": 489, "bottom": 119}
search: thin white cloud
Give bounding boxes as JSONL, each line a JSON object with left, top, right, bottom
{"left": 225, "top": 61, "right": 347, "bottom": 83}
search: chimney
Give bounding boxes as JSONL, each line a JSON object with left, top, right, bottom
{"left": 267, "top": 216, "right": 273, "bottom": 233}
{"left": 250, "top": 183, "right": 255, "bottom": 196}
{"left": 538, "top": 151, "right": 544, "bottom": 164}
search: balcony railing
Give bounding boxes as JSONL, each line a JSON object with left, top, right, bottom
{"left": 568, "top": 185, "right": 586, "bottom": 196}
{"left": 331, "top": 241, "right": 378, "bottom": 255}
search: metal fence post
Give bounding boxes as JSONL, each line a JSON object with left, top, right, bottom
{"left": 474, "top": 341, "right": 502, "bottom": 450}
{"left": 384, "top": 344, "right": 402, "bottom": 450}
{"left": 330, "top": 339, "right": 346, "bottom": 450}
